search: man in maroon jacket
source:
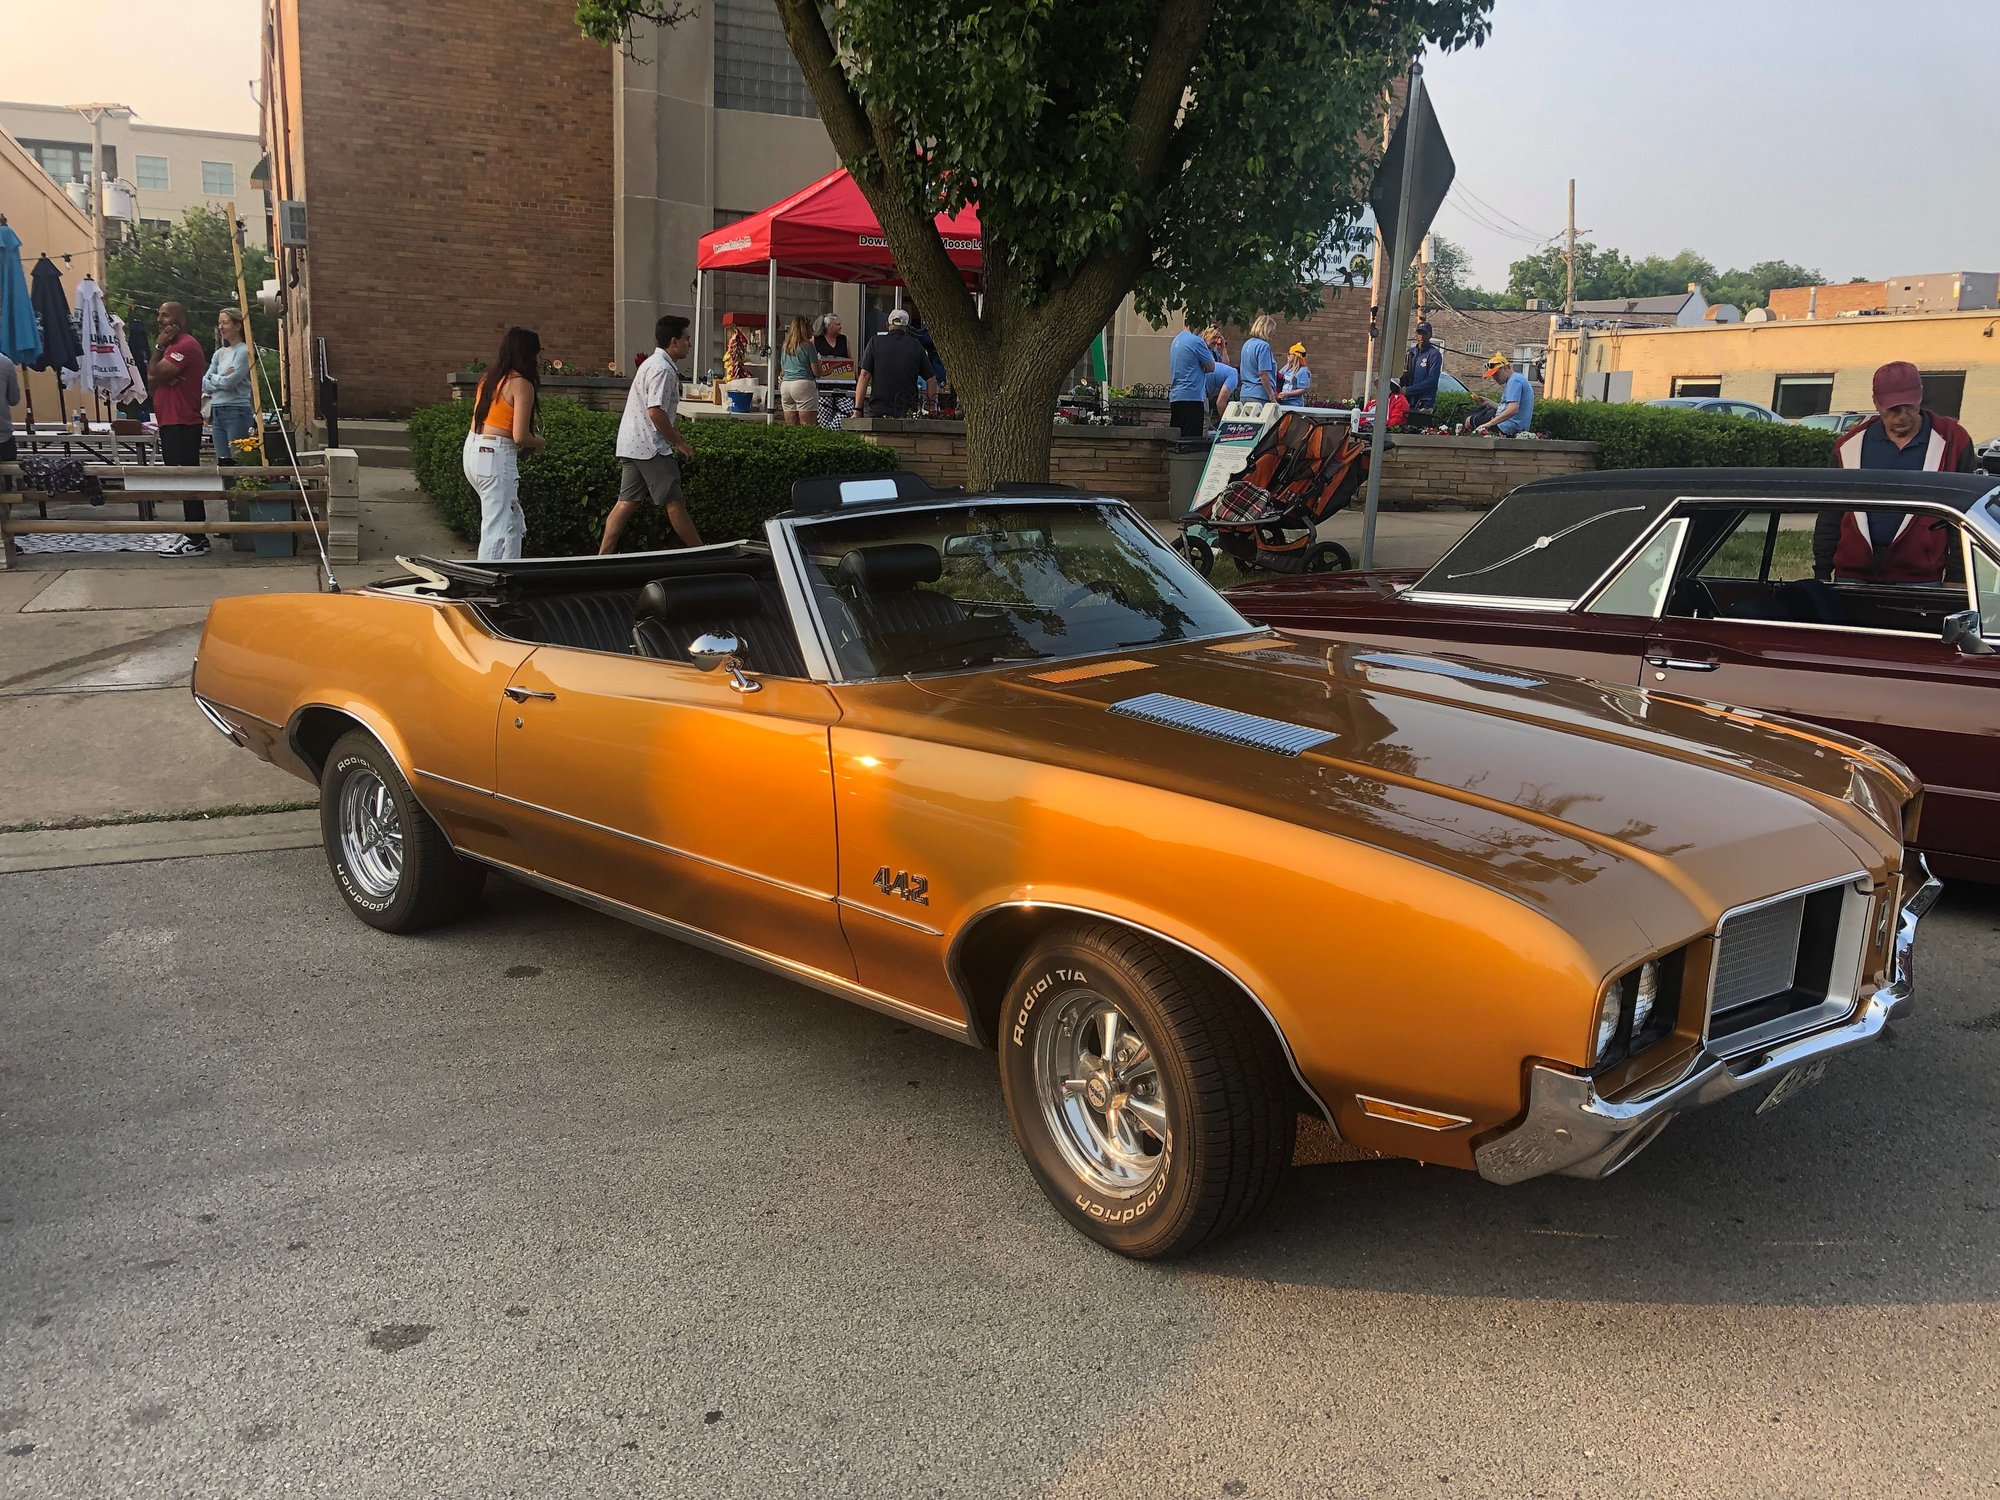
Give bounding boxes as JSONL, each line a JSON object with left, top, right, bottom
{"left": 1814, "top": 361, "right": 1975, "bottom": 583}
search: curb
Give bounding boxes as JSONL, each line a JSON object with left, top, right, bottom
{"left": 0, "top": 809, "right": 323, "bottom": 874}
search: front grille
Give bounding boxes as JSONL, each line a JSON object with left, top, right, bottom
{"left": 1107, "top": 692, "right": 1335, "bottom": 756}
{"left": 1711, "top": 895, "right": 1805, "bottom": 1023}
{"left": 1706, "top": 880, "right": 1859, "bottom": 1053}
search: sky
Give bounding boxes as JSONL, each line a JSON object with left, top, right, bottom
{"left": 1423, "top": 0, "right": 2000, "bottom": 290}
{"left": 7, "top": 0, "right": 1996, "bottom": 295}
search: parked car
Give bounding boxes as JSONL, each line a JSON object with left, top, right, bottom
{"left": 1645, "top": 396, "right": 1786, "bottom": 422}
{"left": 194, "top": 475, "right": 1935, "bottom": 1257}
{"left": 1228, "top": 467, "right": 2000, "bottom": 881}
{"left": 1797, "top": 410, "right": 1870, "bottom": 436}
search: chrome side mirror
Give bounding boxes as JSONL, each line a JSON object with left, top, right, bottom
{"left": 688, "top": 632, "right": 763, "bottom": 692}
{"left": 1942, "top": 610, "right": 1995, "bottom": 656}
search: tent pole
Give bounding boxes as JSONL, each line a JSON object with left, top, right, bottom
{"left": 692, "top": 269, "right": 705, "bottom": 389}
{"left": 766, "top": 257, "right": 778, "bottom": 425}
{"left": 893, "top": 285, "right": 903, "bottom": 313}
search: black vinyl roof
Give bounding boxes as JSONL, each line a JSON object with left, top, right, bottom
{"left": 1416, "top": 467, "right": 1997, "bottom": 604}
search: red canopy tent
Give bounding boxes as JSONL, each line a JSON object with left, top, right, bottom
{"left": 693, "top": 168, "right": 982, "bottom": 419}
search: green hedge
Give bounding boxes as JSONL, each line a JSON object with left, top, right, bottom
{"left": 408, "top": 397, "right": 902, "bottom": 555}
{"left": 1532, "top": 399, "right": 1836, "bottom": 470}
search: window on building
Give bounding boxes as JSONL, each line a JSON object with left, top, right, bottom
{"left": 21, "top": 139, "right": 91, "bottom": 183}
{"left": 1918, "top": 371, "right": 1966, "bottom": 420}
{"left": 1463, "top": 338, "right": 1484, "bottom": 357}
{"left": 1670, "top": 376, "right": 1722, "bottom": 398}
{"left": 201, "top": 160, "right": 236, "bottom": 195}
{"left": 714, "top": 0, "right": 818, "bottom": 117}
{"left": 1771, "top": 374, "right": 1834, "bottom": 419}
{"left": 136, "top": 155, "right": 170, "bottom": 191}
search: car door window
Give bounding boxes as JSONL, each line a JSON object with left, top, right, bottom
{"left": 1586, "top": 517, "right": 1686, "bottom": 618}
{"left": 1974, "top": 547, "right": 2000, "bottom": 639}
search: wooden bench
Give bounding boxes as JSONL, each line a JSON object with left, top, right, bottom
{"left": 0, "top": 458, "right": 358, "bottom": 568}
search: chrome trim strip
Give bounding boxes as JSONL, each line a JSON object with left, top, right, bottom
{"left": 1355, "top": 1095, "right": 1472, "bottom": 1131}
{"left": 462, "top": 852, "right": 972, "bottom": 1043}
{"left": 944, "top": 899, "right": 1342, "bottom": 1136}
{"left": 1400, "top": 590, "right": 1571, "bottom": 612}
{"left": 485, "top": 790, "right": 837, "bottom": 905}
{"left": 198, "top": 695, "right": 282, "bottom": 733}
{"left": 413, "top": 768, "right": 494, "bottom": 799}
{"left": 1475, "top": 862, "right": 1939, "bottom": 1186}
{"left": 193, "top": 694, "right": 246, "bottom": 745}
{"left": 836, "top": 896, "right": 945, "bottom": 937}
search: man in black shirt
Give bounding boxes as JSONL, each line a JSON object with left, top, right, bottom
{"left": 855, "top": 309, "right": 935, "bottom": 417}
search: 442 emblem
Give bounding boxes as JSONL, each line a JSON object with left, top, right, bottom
{"left": 872, "top": 866, "right": 930, "bottom": 905}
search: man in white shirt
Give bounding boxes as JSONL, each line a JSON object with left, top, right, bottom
{"left": 601, "top": 314, "right": 703, "bottom": 554}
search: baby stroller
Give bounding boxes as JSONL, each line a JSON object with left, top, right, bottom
{"left": 1175, "top": 409, "right": 1370, "bottom": 577}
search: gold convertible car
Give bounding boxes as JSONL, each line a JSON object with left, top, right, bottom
{"left": 193, "top": 474, "right": 1939, "bottom": 1257}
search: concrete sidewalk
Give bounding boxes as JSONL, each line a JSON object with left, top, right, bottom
{"left": 0, "top": 467, "right": 1475, "bottom": 854}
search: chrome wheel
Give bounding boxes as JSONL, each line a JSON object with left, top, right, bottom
{"left": 1035, "top": 988, "right": 1170, "bottom": 1198}
{"left": 337, "top": 767, "right": 404, "bottom": 901}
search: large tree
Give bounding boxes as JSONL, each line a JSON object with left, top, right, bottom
{"left": 105, "top": 206, "right": 275, "bottom": 355}
{"left": 581, "top": 0, "right": 1491, "bottom": 485}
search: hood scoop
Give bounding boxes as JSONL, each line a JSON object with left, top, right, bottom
{"left": 1108, "top": 692, "right": 1336, "bottom": 756}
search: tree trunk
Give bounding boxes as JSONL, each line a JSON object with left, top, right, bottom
{"left": 959, "top": 366, "right": 1063, "bottom": 490}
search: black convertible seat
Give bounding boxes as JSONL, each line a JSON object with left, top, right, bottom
{"left": 633, "top": 572, "right": 807, "bottom": 677}
{"left": 836, "top": 543, "right": 966, "bottom": 636}
{"left": 509, "top": 589, "right": 641, "bottom": 654}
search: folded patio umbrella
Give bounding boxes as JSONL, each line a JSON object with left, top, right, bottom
{"left": 29, "top": 254, "right": 82, "bottom": 375}
{"left": 0, "top": 222, "right": 39, "bottom": 368}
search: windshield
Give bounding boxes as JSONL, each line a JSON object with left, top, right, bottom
{"left": 791, "top": 500, "right": 1250, "bottom": 679}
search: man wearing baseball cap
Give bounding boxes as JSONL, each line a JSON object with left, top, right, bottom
{"left": 1403, "top": 320, "right": 1442, "bottom": 420}
{"left": 854, "top": 306, "right": 936, "bottom": 418}
{"left": 1814, "top": 361, "right": 1975, "bottom": 582}
{"left": 1468, "top": 351, "right": 1533, "bottom": 436}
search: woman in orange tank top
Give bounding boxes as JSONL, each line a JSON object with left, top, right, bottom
{"left": 461, "top": 326, "right": 545, "bottom": 560}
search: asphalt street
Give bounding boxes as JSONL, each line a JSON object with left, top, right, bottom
{"left": 3, "top": 848, "right": 1997, "bottom": 1500}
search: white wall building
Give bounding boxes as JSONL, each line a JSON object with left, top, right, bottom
{"left": 0, "top": 99, "right": 266, "bottom": 249}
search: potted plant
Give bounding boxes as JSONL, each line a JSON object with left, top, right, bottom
{"left": 229, "top": 434, "right": 298, "bottom": 559}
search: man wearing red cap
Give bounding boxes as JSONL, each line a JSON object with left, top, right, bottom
{"left": 1814, "top": 361, "right": 1975, "bottom": 583}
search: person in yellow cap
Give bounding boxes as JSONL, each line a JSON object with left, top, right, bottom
{"left": 1468, "top": 351, "right": 1534, "bottom": 436}
{"left": 1277, "top": 341, "right": 1312, "bottom": 406}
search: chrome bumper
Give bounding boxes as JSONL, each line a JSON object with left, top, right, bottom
{"left": 1474, "top": 864, "right": 1943, "bottom": 1186}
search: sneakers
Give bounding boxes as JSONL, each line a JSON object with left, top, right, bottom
{"left": 166, "top": 535, "right": 210, "bottom": 556}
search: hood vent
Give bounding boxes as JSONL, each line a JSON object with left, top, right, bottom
{"left": 1108, "top": 692, "right": 1335, "bottom": 756}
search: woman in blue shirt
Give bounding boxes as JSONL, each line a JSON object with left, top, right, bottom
{"left": 1238, "top": 314, "right": 1279, "bottom": 406}
{"left": 203, "top": 308, "right": 255, "bottom": 462}
{"left": 1278, "top": 343, "right": 1312, "bottom": 406}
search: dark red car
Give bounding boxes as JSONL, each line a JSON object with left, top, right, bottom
{"left": 1229, "top": 468, "right": 2000, "bottom": 881}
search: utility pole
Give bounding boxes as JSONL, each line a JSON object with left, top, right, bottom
{"left": 1564, "top": 177, "right": 1577, "bottom": 316}
{"left": 1362, "top": 105, "right": 1392, "bottom": 401}
{"left": 70, "top": 104, "right": 130, "bottom": 281}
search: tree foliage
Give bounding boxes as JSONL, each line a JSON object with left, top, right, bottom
{"left": 1503, "top": 239, "right": 1825, "bottom": 310}
{"left": 104, "top": 206, "right": 275, "bottom": 355}
{"left": 580, "top": 0, "right": 1491, "bottom": 484}
{"left": 1421, "top": 234, "right": 1512, "bottom": 309}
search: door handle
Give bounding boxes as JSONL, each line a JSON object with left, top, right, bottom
{"left": 1645, "top": 655, "right": 1718, "bottom": 673}
{"left": 503, "top": 686, "right": 557, "bottom": 702}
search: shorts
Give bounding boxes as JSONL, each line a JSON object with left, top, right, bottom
{"left": 780, "top": 378, "right": 818, "bottom": 414}
{"left": 619, "top": 453, "right": 683, "bottom": 506}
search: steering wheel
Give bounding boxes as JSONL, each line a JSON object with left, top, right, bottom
{"left": 1671, "top": 577, "right": 1721, "bottom": 619}
{"left": 1059, "top": 579, "right": 1130, "bottom": 610}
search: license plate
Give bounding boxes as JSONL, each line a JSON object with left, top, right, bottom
{"left": 1755, "top": 1059, "right": 1828, "bottom": 1116}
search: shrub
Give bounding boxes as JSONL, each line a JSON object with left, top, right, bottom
{"left": 408, "top": 397, "right": 903, "bottom": 555}
{"left": 1532, "top": 399, "right": 1836, "bottom": 470}
{"left": 1429, "top": 391, "right": 1478, "bottom": 428}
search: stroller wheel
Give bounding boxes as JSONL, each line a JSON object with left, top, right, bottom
{"left": 1178, "top": 533, "right": 1215, "bottom": 577}
{"left": 1304, "top": 541, "right": 1352, "bottom": 574}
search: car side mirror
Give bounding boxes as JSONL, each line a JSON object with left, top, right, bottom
{"left": 689, "top": 632, "right": 763, "bottom": 693}
{"left": 1942, "top": 610, "right": 1995, "bottom": 656}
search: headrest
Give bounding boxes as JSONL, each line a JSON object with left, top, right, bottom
{"left": 637, "top": 572, "right": 763, "bottom": 624}
{"left": 837, "top": 543, "right": 943, "bottom": 593}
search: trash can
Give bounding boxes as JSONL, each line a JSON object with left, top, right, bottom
{"left": 1166, "top": 439, "right": 1210, "bottom": 518}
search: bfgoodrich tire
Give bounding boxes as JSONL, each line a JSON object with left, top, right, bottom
{"left": 997, "top": 922, "right": 1296, "bottom": 1258}
{"left": 319, "top": 730, "right": 485, "bottom": 933}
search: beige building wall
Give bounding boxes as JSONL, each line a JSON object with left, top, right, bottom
{"left": 1, "top": 126, "right": 97, "bottom": 430}
{"left": 1546, "top": 310, "right": 2000, "bottom": 440}
{"left": 0, "top": 101, "right": 265, "bottom": 249}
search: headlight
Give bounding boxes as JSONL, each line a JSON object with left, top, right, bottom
{"left": 1594, "top": 985, "right": 1623, "bottom": 1062}
{"left": 1593, "top": 955, "right": 1679, "bottom": 1069}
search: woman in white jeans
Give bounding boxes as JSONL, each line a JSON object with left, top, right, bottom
{"left": 461, "top": 327, "right": 545, "bottom": 560}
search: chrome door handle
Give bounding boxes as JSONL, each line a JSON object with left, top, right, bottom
{"left": 503, "top": 686, "right": 557, "bottom": 702}
{"left": 1645, "top": 655, "right": 1718, "bottom": 673}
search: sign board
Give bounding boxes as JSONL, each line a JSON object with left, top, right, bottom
{"left": 1367, "top": 82, "right": 1455, "bottom": 266}
{"left": 1189, "top": 402, "right": 1285, "bottom": 512}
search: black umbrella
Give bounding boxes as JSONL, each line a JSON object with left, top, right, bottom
{"left": 29, "top": 254, "right": 82, "bottom": 374}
